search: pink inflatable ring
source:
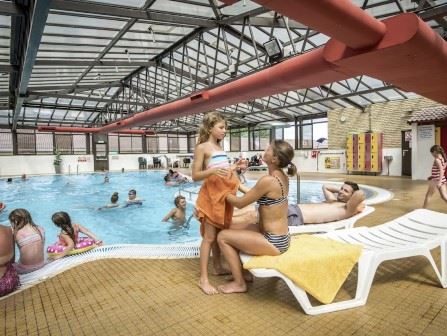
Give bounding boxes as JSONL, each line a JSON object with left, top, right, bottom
{"left": 47, "top": 237, "right": 97, "bottom": 258}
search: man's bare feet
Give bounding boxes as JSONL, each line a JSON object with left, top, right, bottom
{"left": 198, "top": 279, "right": 219, "bottom": 295}
{"left": 218, "top": 281, "right": 247, "bottom": 294}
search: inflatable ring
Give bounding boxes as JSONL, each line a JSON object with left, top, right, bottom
{"left": 47, "top": 237, "right": 96, "bottom": 258}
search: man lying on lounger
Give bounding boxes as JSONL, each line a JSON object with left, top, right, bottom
{"left": 231, "top": 181, "right": 365, "bottom": 228}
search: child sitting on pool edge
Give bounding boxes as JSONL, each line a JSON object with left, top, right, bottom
{"left": 162, "top": 195, "right": 187, "bottom": 224}
{"left": 48, "top": 211, "right": 102, "bottom": 260}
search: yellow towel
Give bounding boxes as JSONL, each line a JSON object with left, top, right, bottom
{"left": 243, "top": 235, "right": 362, "bottom": 304}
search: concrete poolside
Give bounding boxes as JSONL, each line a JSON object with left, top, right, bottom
{"left": 1, "top": 173, "right": 447, "bottom": 336}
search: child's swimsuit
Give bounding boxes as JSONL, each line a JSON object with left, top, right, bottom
{"left": 0, "top": 262, "right": 20, "bottom": 297}
{"left": 431, "top": 157, "right": 447, "bottom": 186}
{"left": 15, "top": 226, "right": 45, "bottom": 274}
{"left": 207, "top": 150, "right": 230, "bottom": 169}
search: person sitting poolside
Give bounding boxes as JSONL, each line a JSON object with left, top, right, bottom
{"left": 231, "top": 181, "right": 365, "bottom": 228}
{"left": 162, "top": 195, "right": 187, "bottom": 224}
{"left": 125, "top": 189, "right": 143, "bottom": 206}
{"left": 98, "top": 192, "right": 120, "bottom": 210}
{"left": 0, "top": 223, "right": 20, "bottom": 297}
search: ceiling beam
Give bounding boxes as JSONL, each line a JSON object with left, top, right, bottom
{"left": 0, "top": 1, "right": 23, "bottom": 16}
{"left": 34, "top": 60, "right": 156, "bottom": 67}
{"left": 25, "top": 92, "right": 157, "bottom": 107}
{"left": 12, "top": 0, "right": 51, "bottom": 130}
{"left": 50, "top": 0, "right": 217, "bottom": 27}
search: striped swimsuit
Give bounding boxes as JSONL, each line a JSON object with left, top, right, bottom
{"left": 431, "top": 157, "right": 447, "bottom": 186}
{"left": 207, "top": 150, "right": 230, "bottom": 170}
{"left": 257, "top": 175, "right": 290, "bottom": 254}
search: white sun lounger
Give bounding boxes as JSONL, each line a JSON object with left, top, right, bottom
{"left": 241, "top": 209, "right": 447, "bottom": 315}
{"left": 289, "top": 205, "right": 375, "bottom": 234}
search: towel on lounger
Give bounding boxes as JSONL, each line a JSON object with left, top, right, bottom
{"left": 196, "top": 172, "right": 239, "bottom": 236}
{"left": 243, "top": 235, "right": 362, "bottom": 304}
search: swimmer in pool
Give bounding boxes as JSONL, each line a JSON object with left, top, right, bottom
{"left": 162, "top": 195, "right": 187, "bottom": 225}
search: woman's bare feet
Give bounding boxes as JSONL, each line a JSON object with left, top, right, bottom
{"left": 211, "top": 266, "right": 231, "bottom": 276}
{"left": 198, "top": 279, "right": 219, "bottom": 295}
{"left": 218, "top": 281, "right": 247, "bottom": 294}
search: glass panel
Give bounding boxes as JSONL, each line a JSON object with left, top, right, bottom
{"left": 146, "top": 136, "right": 158, "bottom": 154}
{"left": 230, "top": 131, "right": 240, "bottom": 152}
{"left": 168, "top": 135, "right": 179, "bottom": 153}
{"left": 274, "top": 127, "right": 284, "bottom": 140}
{"left": 302, "top": 125, "right": 312, "bottom": 149}
{"left": 36, "top": 132, "right": 53, "bottom": 154}
{"left": 158, "top": 135, "right": 168, "bottom": 153}
{"left": 108, "top": 134, "right": 119, "bottom": 153}
{"left": 0, "top": 130, "right": 13, "bottom": 155}
{"left": 313, "top": 122, "right": 328, "bottom": 149}
{"left": 284, "top": 124, "right": 295, "bottom": 149}
{"left": 119, "top": 136, "right": 132, "bottom": 153}
{"left": 17, "top": 132, "right": 36, "bottom": 154}
{"left": 73, "top": 134, "right": 87, "bottom": 154}
{"left": 55, "top": 134, "right": 73, "bottom": 153}
{"left": 131, "top": 136, "right": 143, "bottom": 153}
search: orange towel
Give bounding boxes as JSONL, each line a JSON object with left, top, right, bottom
{"left": 196, "top": 172, "right": 239, "bottom": 235}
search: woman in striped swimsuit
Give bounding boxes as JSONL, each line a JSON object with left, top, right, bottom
{"left": 217, "top": 140, "right": 297, "bottom": 294}
{"left": 423, "top": 145, "right": 447, "bottom": 208}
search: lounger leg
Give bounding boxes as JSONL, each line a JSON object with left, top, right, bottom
{"left": 423, "top": 244, "right": 447, "bottom": 288}
{"left": 354, "top": 252, "right": 380, "bottom": 303}
{"left": 275, "top": 252, "right": 378, "bottom": 315}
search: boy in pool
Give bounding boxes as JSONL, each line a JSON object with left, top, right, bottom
{"left": 125, "top": 189, "right": 143, "bottom": 206}
{"left": 98, "top": 192, "right": 119, "bottom": 210}
{"left": 162, "top": 195, "right": 187, "bottom": 224}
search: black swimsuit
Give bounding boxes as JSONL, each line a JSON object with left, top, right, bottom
{"left": 257, "top": 175, "right": 290, "bottom": 253}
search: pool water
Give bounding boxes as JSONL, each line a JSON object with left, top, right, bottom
{"left": 0, "top": 173, "right": 380, "bottom": 248}
{"left": 0, "top": 172, "right": 202, "bottom": 248}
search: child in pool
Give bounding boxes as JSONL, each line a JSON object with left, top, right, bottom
{"left": 125, "top": 189, "right": 144, "bottom": 206}
{"left": 9, "top": 209, "right": 45, "bottom": 274}
{"left": 162, "top": 195, "right": 187, "bottom": 224}
{"left": 98, "top": 192, "right": 119, "bottom": 210}
{"left": 49, "top": 211, "right": 103, "bottom": 260}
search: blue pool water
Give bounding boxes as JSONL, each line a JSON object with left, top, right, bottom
{"left": 0, "top": 173, "right": 378, "bottom": 248}
{"left": 0, "top": 172, "right": 202, "bottom": 248}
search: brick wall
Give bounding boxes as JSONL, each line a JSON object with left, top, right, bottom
{"left": 328, "top": 97, "right": 442, "bottom": 149}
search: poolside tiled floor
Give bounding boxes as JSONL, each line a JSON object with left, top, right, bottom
{"left": 2, "top": 173, "right": 447, "bottom": 335}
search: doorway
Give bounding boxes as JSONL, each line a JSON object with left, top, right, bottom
{"left": 93, "top": 133, "right": 109, "bottom": 171}
{"left": 401, "top": 130, "right": 412, "bottom": 176}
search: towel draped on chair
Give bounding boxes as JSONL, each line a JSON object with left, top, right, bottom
{"left": 243, "top": 235, "right": 362, "bottom": 304}
{"left": 196, "top": 173, "right": 239, "bottom": 236}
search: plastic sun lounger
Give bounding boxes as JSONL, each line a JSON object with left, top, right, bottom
{"left": 289, "top": 205, "right": 375, "bottom": 234}
{"left": 240, "top": 209, "right": 447, "bottom": 315}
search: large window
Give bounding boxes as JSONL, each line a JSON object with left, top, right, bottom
{"left": 146, "top": 136, "right": 158, "bottom": 153}
{"left": 230, "top": 129, "right": 241, "bottom": 152}
{"left": 301, "top": 124, "right": 313, "bottom": 149}
{"left": 119, "top": 135, "right": 142, "bottom": 153}
{"left": 0, "top": 130, "right": 13, "bottom": 155}
{"left": 36, "top": 132, "right": 53, "bottom": 154}
{"left": 17, "top": 130, "right": 36, "bottom": 154}
{"left": 312, "top": 118, "right": 328, "bottom": 148}
{"left": 251, "top": 128, "right": 270, "bottom": 151}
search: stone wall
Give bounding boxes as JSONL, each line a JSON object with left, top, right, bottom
{"left": 328, "top": 97, "right": 442, "bottom": 149}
